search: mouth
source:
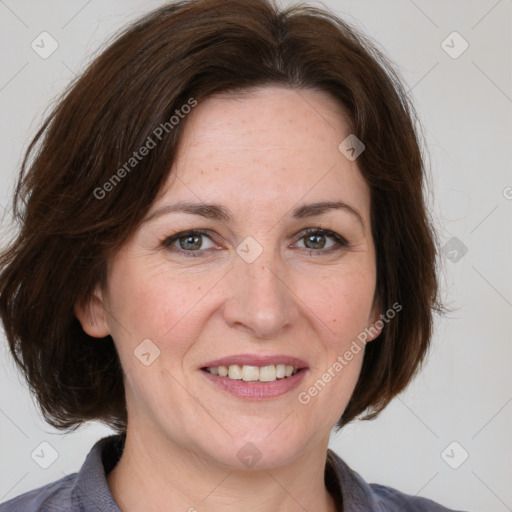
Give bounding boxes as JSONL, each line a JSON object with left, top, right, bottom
{"left": 199, "top": 355, "right": 309, "bottom": 399}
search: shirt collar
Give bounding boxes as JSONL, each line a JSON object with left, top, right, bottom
{"left": 71, "top": 434, "right": 124, "bottom": 511}
{"left": 326, "top": 448, "right": 383, "bottom": 510}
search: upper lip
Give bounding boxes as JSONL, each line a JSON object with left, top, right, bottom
{"left": 201, "top": 354, "right": 309, "bottom": 369}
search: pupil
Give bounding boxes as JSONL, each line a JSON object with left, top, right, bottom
{"left": 181, "top": 235, "right": 201, "bottom": 250}
{"left": 307, "top": 234, "right": 324, "bottom": 249}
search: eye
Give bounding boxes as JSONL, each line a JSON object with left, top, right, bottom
{"left": 162, "top": 229, "right": 216, "bottom": 257}
{"left": 294, "top": 228, "right": 349, "bottom": 254}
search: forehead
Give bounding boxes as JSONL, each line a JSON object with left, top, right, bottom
{"left": 178, "top": 85, "right": 352, "bottom": 156}
{"left": 152, "top": 86, "right": 371, "bottom": 227}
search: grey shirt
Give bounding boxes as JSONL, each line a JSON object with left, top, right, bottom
{"left": 0, "top": 434, "right": 469, "bottom": 511}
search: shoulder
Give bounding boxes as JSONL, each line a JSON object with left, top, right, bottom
{"left": 0, "top": 434, "right": 124, "bottom": 512}
{"left": 325, "top": 449, "right": 470, "bottom": 512}
{"left": 369, "top": 482, "right": 469, "bottom": 511}
{"left": 0, "top": 474, "right": 76, "bottom": 512}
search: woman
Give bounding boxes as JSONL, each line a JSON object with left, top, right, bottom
{"left": 0, "top": 0, "right": 467, "bottom": 510}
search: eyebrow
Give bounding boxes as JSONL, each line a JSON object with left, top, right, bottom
{"left": 142, "top": 200, "right": 365, "bottom": 229}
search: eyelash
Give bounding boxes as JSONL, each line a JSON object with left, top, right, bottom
{"left": 161, "top": 228, "right": 349, "bottom": 258}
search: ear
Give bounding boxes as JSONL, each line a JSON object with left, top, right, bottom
{"left": 365, "top": 294, "right": 383, "bottom": 342}
{"left": 74, "top": 284, "right": 110, "bottom": 338}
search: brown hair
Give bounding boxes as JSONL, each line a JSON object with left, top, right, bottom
{"left": 0, "top": 0, "right": 448, "bottom": 433}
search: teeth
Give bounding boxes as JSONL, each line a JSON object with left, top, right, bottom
{"left": 259, "top": 365, "right": 276, "bottom": 382}
{"left": 228, "top": 364, "right": 242, "bottom": 380}
{"left": 275, "top": 364, "right": 286, "bottom": 378}
{"left": 241, "top": 365, "right": 260, "bottom": 381}
{"left": 205, "top": 364, "right": 298, "bottom": 382}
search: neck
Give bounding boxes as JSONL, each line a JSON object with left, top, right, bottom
{"left": 107, "top": 425, "right": 338, "bottom": 512}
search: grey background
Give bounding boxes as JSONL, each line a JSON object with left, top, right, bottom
{"left": 1, "top": 1, "right": 511, "bottom": 510}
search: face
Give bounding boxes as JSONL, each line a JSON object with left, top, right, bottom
{"left": 79, "top": 85, "right": 382, "bottom": 469}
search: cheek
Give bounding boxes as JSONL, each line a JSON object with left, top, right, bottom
{"left": 107, "top": 257, "right": 196, "bottom": 330}
{"left": 295, "top": 266, "right": 376, "bottom": 344}
{"left": 105, "top": 258, "right": 218, "bottom": 367}
{"left": 296, "top": 345, "right": 364, "bottom": 433}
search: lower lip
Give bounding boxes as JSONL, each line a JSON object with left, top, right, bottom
{"left": 200, "top": 368, "right": 308, "bottom": 399}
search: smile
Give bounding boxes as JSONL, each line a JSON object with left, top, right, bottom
{"left": 200, "top": 355, "right": 308, "bottom": 399}
{"left": 203, "top": 364, "right": 299, "bottom": 382}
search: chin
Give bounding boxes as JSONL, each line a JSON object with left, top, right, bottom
{"left": 195, "top": 421, "right": 313, "bottom": 470}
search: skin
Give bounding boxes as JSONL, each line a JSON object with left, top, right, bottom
{"left": 75, "top": 85, "right": 382, "bottom": 512}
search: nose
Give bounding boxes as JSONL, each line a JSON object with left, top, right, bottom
{"left": 222, "top": 246, "right": 298, "bottom": 339}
